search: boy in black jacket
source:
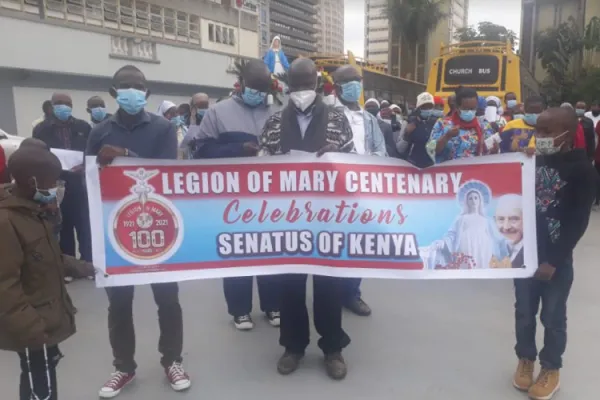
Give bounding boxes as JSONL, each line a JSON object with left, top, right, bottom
{"left": 513, "top": 107, "right": 596, "bottom": 400}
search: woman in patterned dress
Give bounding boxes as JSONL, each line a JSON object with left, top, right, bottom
{"left": 427, "top": 87, "right": 496, "bottom": 164}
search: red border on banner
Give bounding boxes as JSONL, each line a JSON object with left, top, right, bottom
{"left": 106, "top": 258, "right": 424, "bottom": 274}
{"left": 100, "top": 162, "right": 523, "bottom": 201}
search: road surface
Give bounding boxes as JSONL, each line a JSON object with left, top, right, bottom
{"left": 1, "top": 215, "right": 599, "bottom": 400}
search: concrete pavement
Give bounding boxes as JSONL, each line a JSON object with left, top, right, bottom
{"left": 2, "top": 216, "right": 600, "bottom": 400}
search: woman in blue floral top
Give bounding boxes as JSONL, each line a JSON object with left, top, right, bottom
{"left": 427, "top": 88, "right": 496, "bottom": 164}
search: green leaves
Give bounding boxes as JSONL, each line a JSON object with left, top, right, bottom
{"left": 454, "top": 21, "right": 517, "bottom": 51}
{"left": 385, "top": 0, "right": 446, "bottom": 44}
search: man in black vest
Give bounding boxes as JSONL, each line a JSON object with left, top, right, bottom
{"left": 259, "top": 58, "right": 354, "bottom": 380}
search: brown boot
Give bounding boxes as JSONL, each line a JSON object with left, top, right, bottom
{"left": 528, "top": 368, "right": 560, "bottom": 400}
{"left": 513, "top": 358, "right": 535, "bottom": 391}
{"left": 324, "top": 352, "right": 347, "bottom": 380}
{"left": 277, "top": 352, "right": 303, "bottom": 375}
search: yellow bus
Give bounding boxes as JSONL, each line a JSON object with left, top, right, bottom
{"left": 426, "top": 41, "right": 539, "bottom": 111}
{"left": 310, "top": 51, "right": 426, "bottom": 107}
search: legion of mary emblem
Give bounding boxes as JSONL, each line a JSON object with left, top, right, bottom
{"left": 107, "top": 168, "right": 184, "bottom": 266}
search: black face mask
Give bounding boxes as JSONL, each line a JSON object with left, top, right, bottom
{"left": 365, "top": 107, "right": 379, "bottom": 117}
{"left": 592, "top": 110, "right": 600, "bottom": 117}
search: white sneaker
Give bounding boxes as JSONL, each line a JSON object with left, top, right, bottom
{"left": 233, "top": 314, "right": 254, "bottom": 330}
{"left": 266, "top": 311, "right": 281, "bottom": 327}
{"left": 165, "top": 362, "right": 191, "bottom": 392}
{"left": 98, "top": 371, "right": 135, "bottom": 398}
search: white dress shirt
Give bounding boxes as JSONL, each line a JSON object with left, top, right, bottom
{"left": 344, "top": 108, "right": 366, "bottom": 154}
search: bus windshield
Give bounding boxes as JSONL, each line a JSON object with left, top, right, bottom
{"left": 426, "top": 41, "right": 539, "bottom": 110}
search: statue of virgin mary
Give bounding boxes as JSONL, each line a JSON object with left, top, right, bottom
{"left": 263, "top": 36, "right": 290, "bottom": 75}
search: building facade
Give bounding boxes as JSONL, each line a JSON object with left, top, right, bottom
{"left": 0, "top": 0, "right": 260, "bottom": 137}
{"left": 520, "top": 0, "right": 600, "bottom": 82}
{"left": 389, "top": 0, "right": 469, "bottom": 83}
{"left": 316, "top": 0, "right": 344, "bottom": 54}
{"left": 364, "top": 0, "right": 390, "bottom": 66}
{"left": 268, "top": 0, "right": 318, "bottom": 57}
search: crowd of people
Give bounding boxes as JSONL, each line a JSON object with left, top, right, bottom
{"left": 0, "top": 56, "right": 597, "bottom": 400}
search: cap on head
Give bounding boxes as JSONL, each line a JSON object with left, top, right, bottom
{"left": 416, "top": 92, "right": 434, "bottom": 109}
{"left": 8, "top": 146, "right": 61, "bottom": 186}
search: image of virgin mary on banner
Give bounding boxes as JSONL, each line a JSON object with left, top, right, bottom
{"left": 420, "top": 180, "right": 512, "bottom": 270}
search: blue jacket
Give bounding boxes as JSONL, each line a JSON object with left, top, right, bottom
{"left": 188, "top": 96, "right": 273, "bottom": 158}
{"left": 264, "top": 49, "right": 289, "bottom": 74}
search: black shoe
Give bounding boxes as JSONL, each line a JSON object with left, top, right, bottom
{"left": 324, "top": 352, "right": 347, "bottom": 380}
{"left": 266, "top": 311, "right": 280, "bottom": 327}
{"left": 277, "top": 352, "right": 303, "bottom": 375}
{"left": 345, "top": 297, "right": 372, "bottom": 316}
{"left": 233, "top": 315, "right": 254, "bottom": 330}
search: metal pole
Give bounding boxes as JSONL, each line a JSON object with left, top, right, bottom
{"left": 237, "top": 5, "right": 241, "bottom": 56}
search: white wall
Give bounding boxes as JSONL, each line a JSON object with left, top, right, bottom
{"left": 12, "top": 87, "right": 196, "bottom": 138}
{"left": 0, "top": 16, "right": 236, "bottom": 88}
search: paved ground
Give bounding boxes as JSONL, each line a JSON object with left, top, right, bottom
{"left": 2, "top": 216, "right": 600, "bottom": 400}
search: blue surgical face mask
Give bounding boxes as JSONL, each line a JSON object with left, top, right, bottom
{"left": 171, "top": 115, "right": 184, "bottom": 126}
{"left": 53, "top": 104, "right": 72, "bottom": 121}
{"left": 241, "top": 88, "right": 266, "bottom": 107}
{"left": 339, "top": 81, "right": 362, "bottom": 103}
{"left": 459, "top": 110, "right": 476, "bottom": 122}
{"left": 90, "top": 107, "right": 107, "bottom": 122}
{"left": 524, "top": 113, "right": 539, "bottom": 126}
{"left": 420, "top": 110, "right": 432, "bottom": 119}
{"left": 432, "top": 109, "right": 445, "bottom": 118}
{"left": 507, "top": 100, "right": 518, "bottom": 109}
{"left": 32, "top": 178, "right": 58, "bottom": 204}
{"left": 514, "top": 114, "right": 525, "bottom": 120}
{"left": 196, "top": 109, "right": 206, "bottom": 119}
{"left": 576, "top": 109, "right": 585, "bottom": 117}
{"left": 116, "top": 88, "right": 147, "bottom": 115}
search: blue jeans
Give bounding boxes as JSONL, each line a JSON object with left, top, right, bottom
{"left": 342, "top": 278, "right": 362, "bottom": 304}
{"left": 514, "top": 266, "right": 573, "bottom": 369}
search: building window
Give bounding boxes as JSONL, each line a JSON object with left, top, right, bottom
{"left": 229, "top": 28, "right": 236, "bottom": 45}
{"left": 215, "top": 25, "right": 222, "bottom": 43}
{"left": 209, "top": 23, "right": 215, "bottom": 41}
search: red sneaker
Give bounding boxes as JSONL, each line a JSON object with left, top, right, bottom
{"left": 165, "top": 362, "right": 191, "bottom": 391}
{"left": 98, "top": 371, "right": 135, "bottom": 398}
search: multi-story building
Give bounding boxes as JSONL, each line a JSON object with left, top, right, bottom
{"left": 269, "top": 0, "right": 318, "bottom": 57}
{"left": 316, "top": 0, "right": 344, "bottom": 54}
{"left": 0, "top": 0, "right": 261, "bottom": 137}
{"left": 389, "top": 0, "right": 469, "bottom": 83}
{"left": 364, "top": 0, "right": 390, "bottom": 66}
{"left": 520, "top": 0, "right": 600, "bottom": 82}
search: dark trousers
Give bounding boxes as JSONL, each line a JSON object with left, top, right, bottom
{"left": 279, "top": 274, "right": 350, "bottom": 355}
{"left": 18, "top": 345, "right": 61, "bottom": 400}
{"left": 341, "top": 278, "right": 362, "bottom": 304}
{"left": 59, "top": 176, "right": 92, "bottom": 262}
{"left": 223, "top": 275, "right": 280, "bottom": 316}
{"left": 595, "top": 163, "right": 600, "bottom": 205}
{"left": 106, "top": 283, "right": 183, "bottom": 373}
{"left": 514, "top": 267, "right": 573, "bottom": 369}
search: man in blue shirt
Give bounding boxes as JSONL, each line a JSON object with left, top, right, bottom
{"left": 87, "top": 65, "right": 190, "bottom": 399}
{"left": 191, "top": 59, "right": 281, "bottom": 332}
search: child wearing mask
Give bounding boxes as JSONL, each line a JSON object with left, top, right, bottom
{"left": 513, "top": 107, "right": 596, "bottom": 400}
{"left": 0, "top": 146, "right": 93, "bottom": 400}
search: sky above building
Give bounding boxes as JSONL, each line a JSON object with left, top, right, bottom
{"left": 344, "top": 0, "right": 522, "bottom": 56}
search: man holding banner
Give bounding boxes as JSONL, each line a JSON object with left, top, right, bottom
{"left": 259, "top": 58, "right": 355, "bottom": 380}
{"left": 86, "top": 65, "right": 191, "bottom": 398}
{"left": 191, "top": 59, "right": 281, "bottom": 331}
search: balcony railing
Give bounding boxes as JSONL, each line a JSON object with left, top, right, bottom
{"left": 1, "top": 0, "right": 201, "bottom": 45}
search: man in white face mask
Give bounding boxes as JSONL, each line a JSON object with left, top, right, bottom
{"left": 258, "top": 58, "right": 355, "bottom": 381}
